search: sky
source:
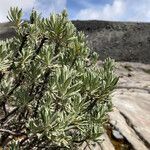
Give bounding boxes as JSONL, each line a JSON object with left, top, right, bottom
{"left": 0, "top": 0, "right": 150, "bottom": 22}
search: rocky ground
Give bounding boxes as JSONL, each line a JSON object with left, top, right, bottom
{"left": 1, "top": 21, "right": 150, "bottom": 63}
{"left": 81, "top": 62, "right": 150, "bottom": 150}
{"left": 73, "top": 21, "right": 150, "bottom": 64}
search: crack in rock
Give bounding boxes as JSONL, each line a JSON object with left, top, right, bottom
{"left": 116, "top": 86, "right": 150, "bottom": 93}
{"left": 108, "top": 108, "right": 149, "bottom": 150}
{"left": 119, "top": 111, "right": 150, "bottom": 148}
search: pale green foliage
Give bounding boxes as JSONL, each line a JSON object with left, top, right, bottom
{"left": 0, "top": 7, "right": 118, "bottom": 149}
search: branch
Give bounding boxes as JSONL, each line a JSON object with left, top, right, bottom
{"left": 0, "top": 37, "right": 47, "bottom": 112}
{"left": 0, "top": 33, "right": 28, "bottom": 83}
{"left": 8, "top": 33, "right": 29, "bottom": 72}
{"left": 33, "top": 68, "right": 51, "bottom": 117}
{"left": 0, "top": 72, "right": 24, "bottom": 108}
{"left": 31, "top": 37, "right": 47, "bottom": 61}
{"left": 86, "top": 99, "right": 97, "bottom": 112}
{"left": 54, "top": 42, "right": 60, "bottom": 56}
{"left": 0, "top": 71, "right": 4, "bottom": 83}
{"left": 0, "top": 107, "right": 19, "bottom": 123}
{"left": 30, "top": 40, "right": 59, "bottom": 117}
{"left": 1, "top": 101, "right": 7, "bottom": 116}
{"left": 15, "top": 33, "right": 29, "bottom": 58}
{"left": 70, "top": 56, "right": 77, "bottom": 69}
{"left": 0, "top": 128, "right": 26, "bottom": 136}
{"left": 8, "top": 72, "right": 24, "bottom": 97}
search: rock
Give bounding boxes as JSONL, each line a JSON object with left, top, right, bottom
{"left": 109, "top": 109, "right": 148, "bottom": 150}
{"left": 112, "top": 130, "right": 124, "bottom": 140}
{"left": 79, "top": 141, "right": 101, "bottom": 150}
{"left": 108, "top": 62, "right": 150, "bottom": 149}
{"left": 112, "top": 90, "right": 150, "bottom": 147}
{"left": 100, "top": 133, "right": 115, "bottom": 150}
{"left": 72, "top": 21, "right": 150, "bottom": 63}
{"left": 79, "top": 133, "right": 115, "bottom": 150}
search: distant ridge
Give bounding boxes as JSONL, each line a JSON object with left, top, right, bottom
{"left": 0, "top": 22, "right": 16, "bottom": 40}
{"left": 0, "top": 21, "right": 150, "bottom": 63}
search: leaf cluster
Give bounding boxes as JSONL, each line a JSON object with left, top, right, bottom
{"left": 0, "top": 7, "right": 118, "bottom": 149}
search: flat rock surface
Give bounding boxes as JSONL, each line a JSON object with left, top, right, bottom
{"left": 79, "top": 62, "right": 150, "bottom": 150}
{"left": 109, "top": 62, "right": 150, "bottom": 150}
{"left": 80, "top": 133, "right": 115, "bottom": 150}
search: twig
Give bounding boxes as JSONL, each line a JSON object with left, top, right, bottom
{"left": 8, "top": 33, "right": 29, "bottom": 71}
{"left": 54, "top": 42, "right": 60, "bottom": 56}
{"left": 31, "top": 37, "right": 47, "bottom": 61}
{"left": 33, "top": 68, "right": 51, "bottom": 117}
{"left": 0, "top": 72, "right": 24, "bottom": 109}
{"left": 0, "top": 71, "right": 4, "bottom": 83}
{"left": 1, "top": 101, "right": 7, "bottom": 116}
{"left": 0, "top": 107, "right": 19, "bottom": 123}
{"left": 15, "top": 33, "right": 29, "bottom": 58}
{"left": 0, "top": 128, "right": 26, "bottom": 136}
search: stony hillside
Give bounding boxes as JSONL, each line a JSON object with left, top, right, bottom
{"left": 1, "top": 21, "right": 150, "bottom": 63}
{"left": 0, "top": 22, "right": 15, "bottom": 40}
{"left": 73, "top": 20, "right": 150, "bottom": 63}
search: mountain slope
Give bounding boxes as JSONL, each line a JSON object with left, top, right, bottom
{"left": 0, "top": 20, "right": 150, "bottom": 63}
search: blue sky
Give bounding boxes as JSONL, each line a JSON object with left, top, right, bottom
{"left": 0, "top": 0, "right": 150, "bottom": 22}
{"left": 67, "top": 0, "right": 112, "bottom": 19}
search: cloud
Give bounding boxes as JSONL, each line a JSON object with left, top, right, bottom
{"left": 1, "top": 0, "right": 150, "bottom": 22}
{"left": 0, "top": 0, "right": 36, "bottom": 22}
{"left": 75, "top": 0, "right": 126, "bottom": 20}
{"left": 125, "top": 0, "right": 150, "bottom": 22}
{"left": 35, "top": 0, "right": 67, "bottom": 18}
{"left": 0, "top": 0, "right": 67, "bottom": 23}
{"left": 75, "top": 0, "right": 150, "bottom": 22}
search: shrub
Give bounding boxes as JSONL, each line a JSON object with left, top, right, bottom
{"left": 0, "top": 7, "right": 118, "bottom": 149}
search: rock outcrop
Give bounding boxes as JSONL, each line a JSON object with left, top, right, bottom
{"left": 81, "top": 62, "right": 150, "bottom": 150}
{"left": 110, "top": 62, "right": 150, "bottom": 149}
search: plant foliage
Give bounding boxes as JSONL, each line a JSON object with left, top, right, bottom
{"left": 0, "top": 7, "right": 118, "bottom": 149}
